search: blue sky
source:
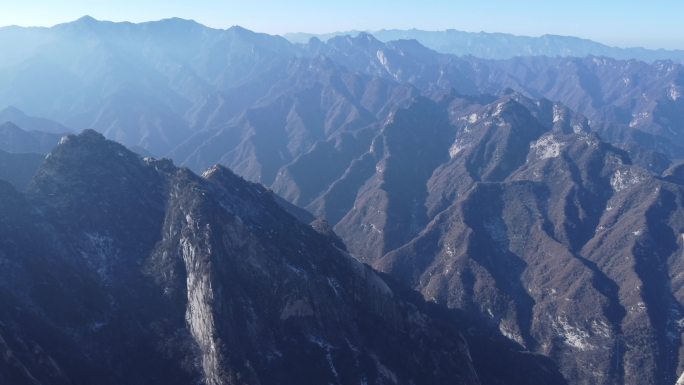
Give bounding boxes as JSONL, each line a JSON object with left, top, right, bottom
{"left": 0, "top": 0, "right": 681, "bottom": 49}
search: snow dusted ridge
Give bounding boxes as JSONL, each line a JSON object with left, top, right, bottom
{"left": 493, "top": 102, "right": 506, "bottom": 116}
{"left": 531, "top": 135, "right": 563, "bottom": 160}
{"left": 58, "top": 135, "right": 71, "bottom": 145}
{"left": 629, "top": 112, "right": 651, "bottom": 128}
{"left": 449, "top": 139, "right": 468, "bottom": 158}
{"left": 456, "top": 112, "right": 479, "bottom": 124}
{"left": 670, "top": 85, "right": 682, "bottom": 102}
{"left": 610, "top": 169, "right": 645, "bottom": 192}
{"left": 499, "top": 322, "right": 525, "bottom": 346}
{"left": 552, "top": 104, "right": 564, "bottom": 123}
{"left": 552, "top": 316, "right": 594, "bottom": 351}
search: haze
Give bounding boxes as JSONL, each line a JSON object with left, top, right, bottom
{"left": 0, "top": 0, "right": 682, "bottom": 49}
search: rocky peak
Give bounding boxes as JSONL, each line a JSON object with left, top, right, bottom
{"left": 30, "top": 129, "right": 157, "bottom": 197}
{"left": 0, "top": 132, "right": 569, "bottom": 384}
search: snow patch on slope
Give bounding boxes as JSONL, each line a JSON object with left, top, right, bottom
{"left": 552, "top": 105, "right": 564, "bottom": 123}
{"left": 449, "top": 139, "right": 468, "bottom": 158}
{"left": 590, "top": 320, "right": 612, "bottom": 338}
{"left": 493, "top": 102, "right": 506, "bottom": 116}
{"left": 552, "top": 316, "right": 594, "bottom": 351}
{"left": 610, "top": 169, "right": 645, "bottom": 192}
{"left": 499, "top": 323, "right": 525, "bottom": 346}
{"left": 629, "top": 112, "right": 651, "bottom": 128}
{"left": 308, "top": 336, "right": 340, "bottom": 381}
{"left": 531, "top": 135, "right": 563, "bottom": 159}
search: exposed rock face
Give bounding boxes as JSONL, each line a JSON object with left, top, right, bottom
{"left": 3, "top": 19, "right": 684, "bottom": 385}
{"left": 0, "top": 130, "right": 563, "bottom": 385}
{"left": 171, "top": 57, "right": 416, "bottom": 186}
{"left": 307, "top": 35, "right": 684, "bottom": 161}
{"left": 256, "top": 90, "right": 684, "bottom": 385}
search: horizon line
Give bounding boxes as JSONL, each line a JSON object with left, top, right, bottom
{"left": 1, "top": 14, "right": 682, "bottom": 53}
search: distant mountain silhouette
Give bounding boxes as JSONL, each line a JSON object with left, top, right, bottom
{"left": 285, "top": 28, "right": 684, "bottom": 62}
{"left": 0, "top": 121, "right": 63, "bottom": 154}
{"left": 0, "top": 106, "right": 72, "bottom": 134}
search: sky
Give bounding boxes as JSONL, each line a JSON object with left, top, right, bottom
{"left": 0, "top": 0, "right": 681, "bottom": 50}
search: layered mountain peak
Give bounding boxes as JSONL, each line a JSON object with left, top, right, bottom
{"left": 225, "top": 24, "right": 262, "bottom": 39}
{"left": 328, "top": 31, "right": 383, "bottom": 49}
{"left": 385, "top": 38, "right": 437, "bottom": 57}
{"left": 53, "top": 15, "right": 122, "bottom": 34}
{"left": 249, "top": 83, "right": 684, "bottom": 383}
{"left": 356, "top": 31, "right": 381, "bottom": 45}
{"left": 0, "top": 120, "right": 65, "bottom": 155}
{"left": 0, "top": 105, "right": 24, "bottom": 116}
{"left": 221, "top": 25, "right": 295, "bottom": 54}
{"left": 32, "top": 129, "right": 149, "bottom": 185}
{"left": 362, "top": 97, "right": 684, "bottom": 384}
{"left": 69, "top": 15, "right": 99, "bottom": 26}
{"left": 0, "top": 120, "right": 22, "bottom": 133}
{"left": 77, "top": 15, "right": 97, "bottom": 22}
{"left": 0, "top": 130, "right": 566, "bottom": 384}
{"left": 3, "top": 17, "right": 684, "bottom": 385}
{"left": 0, "top": 107, "right": 70, "bottom": 135}
{"left": 146, "top": 17, "right": 205, "bottom": 29}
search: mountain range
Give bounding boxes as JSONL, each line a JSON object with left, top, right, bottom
{"left": 1, "top": 17, "right": 682, "bottom": 161}
{"left": 0, "top": 129, "right": 564, "bottom": 385}
{"left": 2, "top": 16, "right": 684, "bottom": 385}
{"left": 285, "top": 28, "right": 684, "bottom": 63}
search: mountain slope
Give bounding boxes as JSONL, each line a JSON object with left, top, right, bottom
{"left": 261, "top": 91, "right": 684, "bottom": 385}
{"left": 0, "top": 129, "right": 564, "bottom": 385}
{"left": 2, "top": 18, "right": 683, "bottom": 161}
{"left": 0, "top": 149, "right": 44, "bottom": 190}
{"left": 378, "top": 135, "right": 684, "bottom": 385}
{"left": 0, "top": 121, "right": 63, "bottom": 154}
{"left": 171, "top": 55, "right": 417, "bottom": 186}
{"left": 3, "top": 18, "right": 684, "bottom": 385}
{"left": 285, "top": 28, "right": 684, "bottom": 62}
{"left": 0, "top": 106, "right": 72, "bottom": 134}
{"left": 0, "top": 17, "right": 299, "bottom": 155}
{"left": 306, "top": 35, "right": 684, "bottom": 160}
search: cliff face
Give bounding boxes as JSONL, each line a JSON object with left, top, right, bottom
{"left": 0, "top": 130, "right": 563, "bottom": 385}
{"left": 359, "top": 96, "right": 684, "bottom": 385}
{"left": 261, "top": 91, "right": 684, "bottom": 385}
